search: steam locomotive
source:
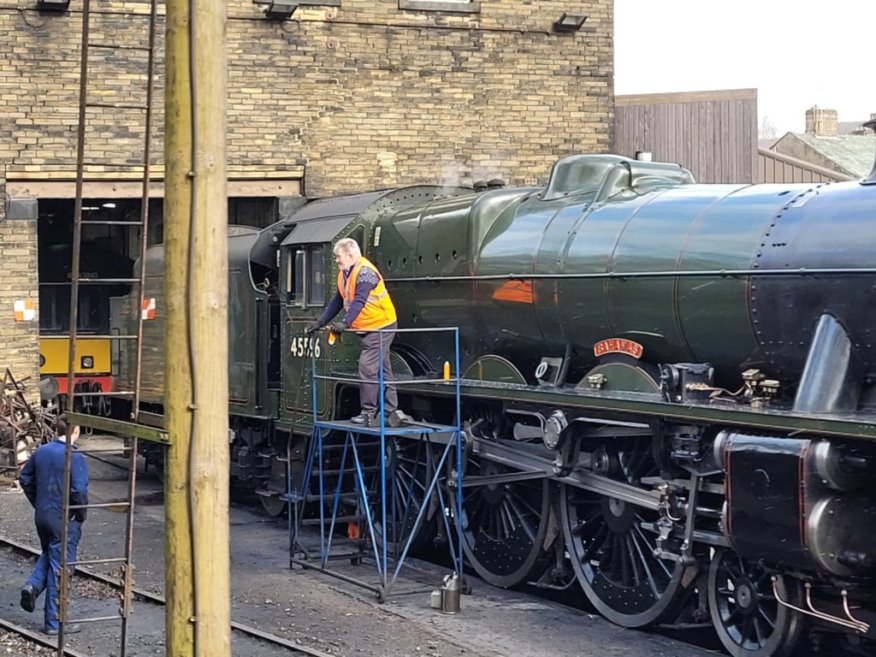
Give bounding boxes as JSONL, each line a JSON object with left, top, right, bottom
{"left": 115, "top": 152, "right": 876, "bottom": 657}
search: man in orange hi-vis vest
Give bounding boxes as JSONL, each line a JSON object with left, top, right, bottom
{"left": 306, "top": 238, "right": 398, "bottom": 424}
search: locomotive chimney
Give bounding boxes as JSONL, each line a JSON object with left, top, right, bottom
{"left": 864, "top": 118, "right": 876, "bottom": 185}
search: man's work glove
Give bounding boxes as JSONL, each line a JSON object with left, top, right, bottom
{"left": 304, "top": 320, "right": 321, "bottom": 335}
{"left": 71, "top": 508, "right": 87, "bottom": 523}
{"left": 330, "top": 321, "right": 347, "bottom": 334}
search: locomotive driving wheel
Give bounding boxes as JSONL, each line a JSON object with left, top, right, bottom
{"left": 458, "top": 451, "right": 551, "bottom": 588}
{"left": 368, "top": 437, "right": 437, "bottom": 556}
{"left": 708, "top": 549, "right": 804, "bottom": 657}
{"left": 560, "top": 437, "right": 689, "bottom": 627}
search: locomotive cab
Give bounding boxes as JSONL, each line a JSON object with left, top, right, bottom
{"left": 278, "top": 228, "right": 347, "bottom": 420}
{"left": 274, "top": 186, "right": 474, "bottom": 423}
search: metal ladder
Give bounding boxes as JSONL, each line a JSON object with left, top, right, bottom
{"left": 56, "top": 0, "right": 160, "bottom": 653}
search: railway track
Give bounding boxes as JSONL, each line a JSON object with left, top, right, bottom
{"left": 0, "top": 534, "right": 333, "bottom": 657}
{"left": 0, "top": 617, "right": 88, "bottom": 657}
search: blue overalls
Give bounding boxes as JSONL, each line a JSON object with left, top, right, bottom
{"left": 19, "top": 439, "right": 88, "bottom": 633}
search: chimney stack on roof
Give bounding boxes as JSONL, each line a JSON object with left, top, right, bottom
{"left": 806, "top": 106, "right": 838, "bottom": 136}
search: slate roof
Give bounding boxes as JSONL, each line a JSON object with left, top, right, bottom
{"left": 773, "top": 132, "right": 875, "bottom": 178}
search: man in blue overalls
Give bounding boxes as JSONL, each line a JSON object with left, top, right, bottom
{"left": 18, "top": 416, "right": 88, "bottom": 635}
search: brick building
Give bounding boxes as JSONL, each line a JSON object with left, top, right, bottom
{"left": 0, "top": 0, "right": 614, "bottom": 392}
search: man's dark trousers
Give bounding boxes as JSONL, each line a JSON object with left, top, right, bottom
{"left": 359, "top": 322, "right": 398, "bottom": 415}
{"left": 27, "top": 517, "right": 83, "bottom": 632}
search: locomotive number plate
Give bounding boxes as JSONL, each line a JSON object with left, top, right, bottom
{"left": 290, "top": 336, "right": 321, "bottom": 358}
{"left": 593, "top": 338, "right": 643, "bottom": 359}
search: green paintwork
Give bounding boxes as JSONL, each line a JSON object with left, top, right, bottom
{"left": 66, "top": 412, "right": 169, "bottom": 444}
{"left": 462, "top": 355, "right": 526, "bottom": 384}
{"left": 117, "top": 227, "right": 281, "bottom": 420}
{"left": 228, "top": 269, "right": 257, "bottom": 407}
{"left": 111, "top": 156, "right": 876, "bottom": 448}
{"left": 576, "top": 362, "right": 661, "bottom": 395}
{"left": 376, "top": 156, "right": 819, "bottom": 394}
{"left": 281, "top": 318, "right": 332, "bottom": 418}
{"left": 374, "top": 192, "right": 481, "bottom": 334}
{"left": 390, "top": 352, "right": 414, "bottom": 376}
{"left": 407, "top": 378, "right": 876, "bottom": 440}
{"left": 227, "top": 227, "right": 281, "bottom": 419}
{"left": 280, "top": 186, "right": 473, "bottom": 430}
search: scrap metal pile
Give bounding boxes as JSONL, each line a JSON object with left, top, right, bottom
{"left": 0, "top": 369, "right": 55, "bottom": 480}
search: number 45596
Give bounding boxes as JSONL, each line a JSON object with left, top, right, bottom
{"left": 290, "top": 336, "right": 321, "bottom": 358}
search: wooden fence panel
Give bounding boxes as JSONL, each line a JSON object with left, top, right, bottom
{"left": 615, "top": 89, "right": 758, "bottom": 183}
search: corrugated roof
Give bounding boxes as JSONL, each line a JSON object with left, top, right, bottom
{"left": 793, "top": 133, "right": 875, "bottom": 178}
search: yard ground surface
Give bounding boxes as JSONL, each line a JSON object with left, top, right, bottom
{"left": 0, "top": 434, "right": 718, "bottom": 657}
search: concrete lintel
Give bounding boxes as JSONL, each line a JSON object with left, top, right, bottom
{"left": 5, "top": 179, "right": 302, "bottom": 199}
{"left": 399, "top": 1, "right": 481, "bottom": 14}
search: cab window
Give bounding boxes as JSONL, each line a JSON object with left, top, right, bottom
{"left": 308, "top": 246, "right": 326, "bottom": 305}
{"left": 286, "top": 245, "right": 326, "bottom": 308}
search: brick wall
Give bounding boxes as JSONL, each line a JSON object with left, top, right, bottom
{"left": 2, "top": 0, "right": 613, "bottom": 191}
{"left": 232, "top": 0, "right": 614, "bottom": 194}
{"left": 0, "top": 0, "right": 614, "bottom": 384}
{"left": 0, "top": 204, "right": 39, "bottom": 390}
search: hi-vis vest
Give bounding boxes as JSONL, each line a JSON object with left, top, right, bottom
{"left": 338, "top": 257, "right": 397, "bottom": 331}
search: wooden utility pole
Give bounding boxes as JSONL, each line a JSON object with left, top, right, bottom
{"left": 164, "top": 1, "right": 229, "bottom": 656}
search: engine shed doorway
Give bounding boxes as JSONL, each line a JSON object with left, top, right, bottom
{"left": 36, "top": 195, "right": 294, "bottom": 404}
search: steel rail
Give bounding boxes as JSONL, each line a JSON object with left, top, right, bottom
{"left": 0, "top": 535, "right": 333, "bottom": 657}
{"left": 0, "top": 617, "right": 91, "bottom": 657}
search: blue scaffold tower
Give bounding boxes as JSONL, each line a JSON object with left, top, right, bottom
{"left": 286, "top": 326, "right": 464, "bottom": 602}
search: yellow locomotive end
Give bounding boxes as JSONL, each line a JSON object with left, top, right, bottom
{"left": 39, "top": 336, "right": 113, "bottom": 395}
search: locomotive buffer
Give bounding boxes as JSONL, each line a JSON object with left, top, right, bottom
{"left": 286, "top": 327, "right": 464, "bottom": 603}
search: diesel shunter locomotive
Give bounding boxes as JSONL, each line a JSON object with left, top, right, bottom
{"left": 117, "top": 149, "right": 876, "bottom": 657}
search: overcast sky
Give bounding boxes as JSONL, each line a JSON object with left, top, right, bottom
{"left": 614, "top": 0, "right": 876, "bottom": 137}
